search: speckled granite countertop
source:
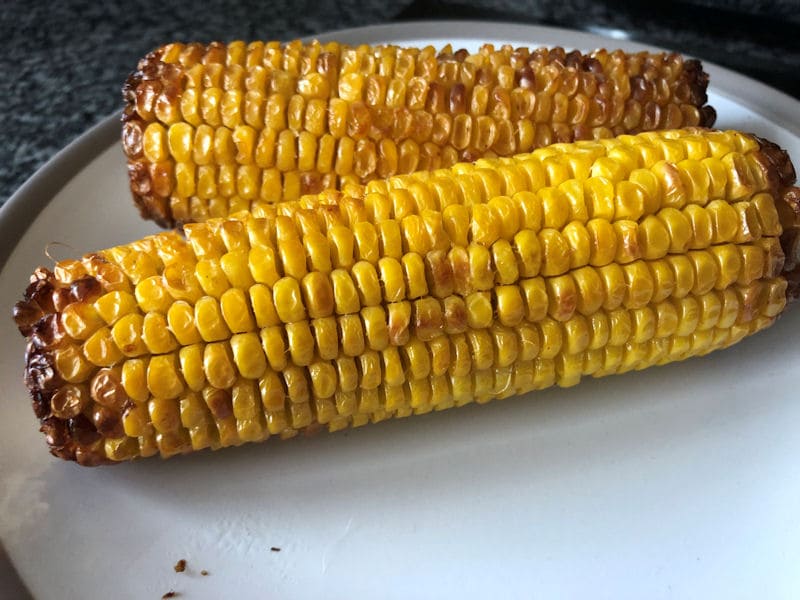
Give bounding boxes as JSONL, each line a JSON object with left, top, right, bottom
{"left": 1, "top": 0, "right": 798, "bottom": 205}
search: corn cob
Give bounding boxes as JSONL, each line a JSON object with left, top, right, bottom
{"left": 122, "top": 40, "right": 716, "bottom": 228}
{"left": 15, "top": 129, "right": 799, "bottom": 466}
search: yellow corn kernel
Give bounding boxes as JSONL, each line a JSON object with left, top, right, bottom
{"left": 179, "top": 343, "right": 206, "bottom": 392}
{"left": 135, "top": 276, "right": 173, "bottom": 314}
{"left": 111, "top": 313, "right": 147, "bottom": 357}
{"left": 273, "top": 277, "right": 306, "bottom": 323}
{"left": 167, "top": 300, "right": 202, "bottom": 345}
{"left": 230, "top": 332, "right": 267, "bottom": 379}
{"left": 204, "top": 342, "right": 238, "bottom": 389}
{"left": 219, "top": 287, "right": 256, "bottom": 333}
{"left": 147, "top": 353, "right": 184, "bottom": 399}
{"left": 94, "top": 291, "right": 139, "bottom": 325}
{"left": 402, "top": 252, "right": 429, "bottom": 299}
{"left": 54, "top": 344, "right": 94, "bottom": 383}
{"left": 351, "top": 261, "right": 382, "bottom": 306}
{"left": 194, "top": 296, "right": 231, "bottom": 341}
{"left": 83, "top": 326, "right": 123, "bottom": 367}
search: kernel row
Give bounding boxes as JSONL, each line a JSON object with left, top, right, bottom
{"left": 107, "top": 311, "right": 774, "bottom": 461}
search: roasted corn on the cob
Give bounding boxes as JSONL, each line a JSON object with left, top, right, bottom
{"left": 15, "top": 129, "right": 799, "bottom": 465}
{"left": 123, "top": 40, "right": 716, "bottom": 227}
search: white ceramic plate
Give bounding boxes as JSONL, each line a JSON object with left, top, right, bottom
{"left": 2, "top": 21, "right": 800, "bottom": 600}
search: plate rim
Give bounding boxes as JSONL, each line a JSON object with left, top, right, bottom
{"left": 2, "top": 20, "right": 800, "bottom": 277}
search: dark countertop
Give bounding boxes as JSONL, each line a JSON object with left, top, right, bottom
{"left": 1, "top": 0, "right": 798, "bottom": 205}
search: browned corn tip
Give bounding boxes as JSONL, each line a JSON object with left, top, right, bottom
{"left": 122, "top": 41, "right": 717, "bottom": 229}
{"left": 14, "top": 270, "right": 114, "bottom": 466}
{"left": 122, "top": 45, "right": 186, "bottom": 228}
{"left": 681, "top": 59, "right": 714, "bottom": 125}
{"left": 750, "top": 134, "right": 800, "bottom": 299}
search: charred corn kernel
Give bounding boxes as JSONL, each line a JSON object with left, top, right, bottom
{"left": 414, "top": 297, "right": 444, "bottom": 341}
{"left": 27, "top": 127, "right": 800, "bottom": 465}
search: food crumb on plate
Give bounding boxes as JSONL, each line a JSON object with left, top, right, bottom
{"left": 271, "top": 547, "right": 281, "bottom": 552}
{"left": 173, "top": 559, "right": 187, "bottom": 573}
{"left": 162, "top": 591, "right": 178, "bottom": 599}
{"left": 201, "top": 570, "right": 209, "bottom": 576}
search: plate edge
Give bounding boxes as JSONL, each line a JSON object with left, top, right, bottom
{"left": 0, "top": 113, "right": 121, "bottom": 275}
